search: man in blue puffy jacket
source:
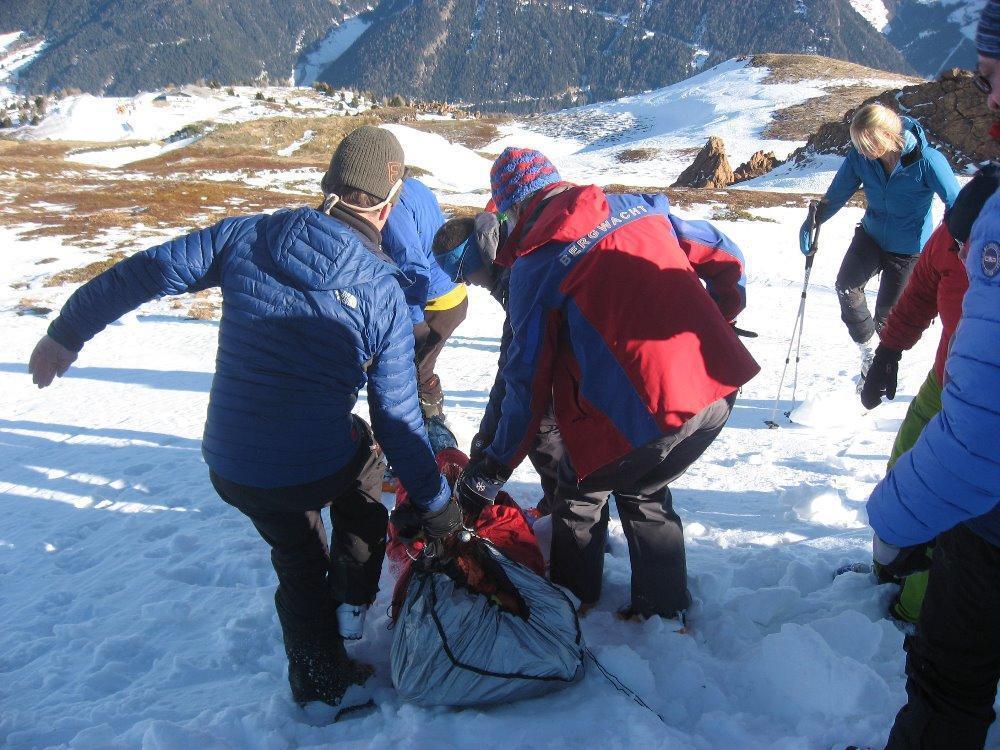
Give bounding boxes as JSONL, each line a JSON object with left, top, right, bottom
{"left": 26, "top": 126, "right": 461, "bottom": 711}
{"left": 864, "top": 8, "right": 1000, "bottom": 746}
{"left": 382, "top": 177, "right": 468, "bottom": 445}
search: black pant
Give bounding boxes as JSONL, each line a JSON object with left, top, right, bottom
{"left": 885, "top": 524, "right": 1000, "bottom": 750}
{"left": 836, "top": 226, "right": 919, "bottom": 344}
{"left": 210, "top": 417, "right": 387, "bottom": 637}
{"left": 414, "top": 297, "right": 469, "bottom": 417}
{"left": 549, "top": 395, "right": 734, "bottom": 617}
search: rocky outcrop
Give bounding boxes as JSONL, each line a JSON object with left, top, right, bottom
{"left": 790, "top": 69, "right": 1000, "bottom": 170}
{"left": 732, "top": 150, "right": 781, "bottom": 183}
{"left": 672, "top": 137, "right": 734, "bottom": 189}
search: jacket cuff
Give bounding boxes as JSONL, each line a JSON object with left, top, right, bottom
{"left": 419, "top": 476, "right": 452, "bottom": 514}
{"left": 47, "top": 316, "right": 86, "bottom": 353}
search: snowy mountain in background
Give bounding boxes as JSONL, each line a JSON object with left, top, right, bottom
{"left": 867, "top": 0, "right": 985, "bottom": 76}
{"left": 0, "top": 0, "right": 910, "bottom": 111}
{"left": 320, "top": 0, "right": 912, "bottom": 112}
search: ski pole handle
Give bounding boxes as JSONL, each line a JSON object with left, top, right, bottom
{"left": 807, "top": 200, "right": 821, "bottom": 257}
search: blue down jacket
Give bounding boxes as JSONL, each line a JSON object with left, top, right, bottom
{"left": 47, "top": 207, "right": 449, "bottom": 510}
{"left": 381, "top": 178, "right": 457, "bottom": 325}
{"left": 867, "top": 189, "right": 1000, "bottom": 547}
{"left": 819, "top": 117, "right": 959, "bottom": 255}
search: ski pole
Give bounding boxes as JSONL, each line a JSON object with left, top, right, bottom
{"left": 766, "top": 200, "right": 820, "bottom": 428}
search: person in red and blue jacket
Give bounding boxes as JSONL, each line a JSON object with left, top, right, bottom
{"left": 382, "top": 177, "right": 468, "bottom": 431}
{"left": 457, "top": 147, "right": 760, "bottom": 621}
{"left": 864, "top": 9, "right": 1000, "bottom": 745}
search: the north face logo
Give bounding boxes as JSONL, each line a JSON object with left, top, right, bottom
{"left": 335, "top": 290, "right": 358, "bottom": 309}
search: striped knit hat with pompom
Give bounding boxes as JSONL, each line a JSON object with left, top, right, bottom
{"left": 978, "top": 0, "right": 1000, "bottom": 58}
{"left": 490, "top": 147, "right": 562, "bottom": 214}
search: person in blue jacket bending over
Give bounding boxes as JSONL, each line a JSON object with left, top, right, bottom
{"left": 26, "top": 126, "right": 461, "bottom": 714}
{"left": 381, "top": 176, "right": 467, "bottom": 449}
{"left": 800, "top": 103, "right": 959, "bottom": 386}
{"left": 864, "top": 10, "right": 1000, "bottom": 745}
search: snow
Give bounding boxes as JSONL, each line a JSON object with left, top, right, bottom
{"left": 66, "top": 136, "right": 202, "bottom": 168}
{"left": 849, "top": 0, "right": 891, "bottom": 32}
{"left": 294, "top": 16, "right": 372, "bottom": 87}
{"left": 485, "top": 58, "right": 912, "bottom": 189}
{"left": 2, "top": 57, "right": 998, "bottom": 750}
{"left": 277, "top": 130, "right": 316, "bottom": 157}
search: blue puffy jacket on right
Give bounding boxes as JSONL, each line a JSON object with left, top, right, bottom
{"left": 819, "top": 117, "right": 959, "bottom": 255}
{"left": 381, "top": 178, "right": 457, "bottom": 325}
{"left": 867, "top": 189, "right": 1000, "bottom": 547}
{"left": 47, "top": 207, "right": 450, "bottom": 510}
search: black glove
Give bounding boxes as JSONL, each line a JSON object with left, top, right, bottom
{"left": 860, "top": 345, "right": 902, "bottom": 410}
{"left": 457, "top": 455, "right": 509, "bottom": 516}
{"left": 390, "top": 494, "right": 463, "bottom": 547}
{"left": 873, "top": 534, "right": 932, "bottom": 579}
{"left": 469, "top": 433, "right": 489, "bottom": 463}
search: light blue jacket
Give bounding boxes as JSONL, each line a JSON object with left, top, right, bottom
{"left": 819, "top": 117, "right": 959, "bottom": 255}
{"left": 867, "top": 189, "right": 1000, "bottom": 547}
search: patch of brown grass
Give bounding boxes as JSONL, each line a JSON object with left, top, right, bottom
{"left": 764, "top": 85, "right": 898, "bottom": 141}
{"left": 15, "top": 298, "right": 54, "bottom": 316}
{"left": 751, "top": 54, "right": 919, "bottom": 86}
{"left": 187, "top": 300, "right": 220, "bottom": 320}
{"left": 405, "top": 116, "right": 510, "bottom": 151}
{"left": 43, "top": 252, "right": 127, "bottom": 286}
{"left": 616, "top": 147, "right": 662, "bottom": 163}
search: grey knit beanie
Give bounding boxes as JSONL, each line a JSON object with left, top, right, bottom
{"left": 321, "top": 125, "right": 405, "bottom": 202}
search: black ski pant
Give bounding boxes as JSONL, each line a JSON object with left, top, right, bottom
{"left": 549, "top": 394, "right": 734, "bottom": 617}
{"left": 210, "top": 417, "right": 387, "bottom": 639}
{"left": 885, "top": 524, "right": 1000, "bottom": 750}
{"left": 413, "top": 297, "right": 468, "bottom": 418}
{"left": 836, "top": 226, "right": 919, "bottom": 344}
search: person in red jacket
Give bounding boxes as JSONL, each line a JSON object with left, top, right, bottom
{"left": 860, "top": 163, "right": 1000, "bottom": 623}
{"left": 456, "top": 147, "right": 760, "bottom": 623}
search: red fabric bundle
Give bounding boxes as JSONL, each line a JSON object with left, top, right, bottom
{"left": 387, "top": 448, "right": 544, "bottom": 618}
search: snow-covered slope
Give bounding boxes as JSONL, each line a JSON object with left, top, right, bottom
{"left": 17, "top": 85, "right": 370, "bottom": 145}
{"left": 294, "top": 16, "right": 372, "bottom": 87}
{"left": 0, "top": 30, "right": 45, "bottom": 105}
{"left": 850, "top": 0, "right": 891, "bottom": 31}
{"left": 487, "top": 57, "right": 911, "bottom": 188}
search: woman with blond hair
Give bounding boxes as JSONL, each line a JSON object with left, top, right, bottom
{"left": 799, "top": 103, "right": 959, "bottom": 385}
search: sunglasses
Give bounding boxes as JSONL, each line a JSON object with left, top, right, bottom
{"left": 974, "top": 73, "right": 992, "bottom": 95}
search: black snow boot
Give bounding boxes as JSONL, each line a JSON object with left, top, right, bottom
{"left": 283, "top": 626, "right": 373, "bottom": 708}
{"left": 277, "top": 600, "right": 373, "bottom": 708}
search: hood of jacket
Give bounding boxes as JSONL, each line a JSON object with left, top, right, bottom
{"left": 497, "top": 183, "right": 610, "bottom": 265}
{"left": 901, "top": 116, "right": 927, "bottom": 159}
{"left": 266, "top": 207, "right": 403, "bottom": 291}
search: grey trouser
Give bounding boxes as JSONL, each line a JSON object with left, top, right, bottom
{"left": 549, "top": 395, "right": 734, "bottom": 617}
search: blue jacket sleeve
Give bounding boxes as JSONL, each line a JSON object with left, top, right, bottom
{"left": 866, "top": 200, "right": 1000, "bottom": 546}
{"left": 382, "top": 206, "right": 430, "bottom": 326}
{"left": 484, "top": 257, "right": 557, "bottom": 471}
{"left": 818, "top": 153, "right": 863, "bottom": 223}
{"left": 923, "top": 148, "right": 960, "bottom": 209}
{"left": 366, "top": 282, "right": 449, "bottom": 512}
{"left": 477, "top": 314, "right": 513, "bottom": 444}
{"left": 669, "top": 213, "right": 747, "bottom": 321}
{"left": 47, "top": 217, "right": 251, "bottom": 352}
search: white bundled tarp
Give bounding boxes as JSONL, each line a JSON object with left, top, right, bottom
{"left": 390, "top": 542, "right": 585, "bottom": 707}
